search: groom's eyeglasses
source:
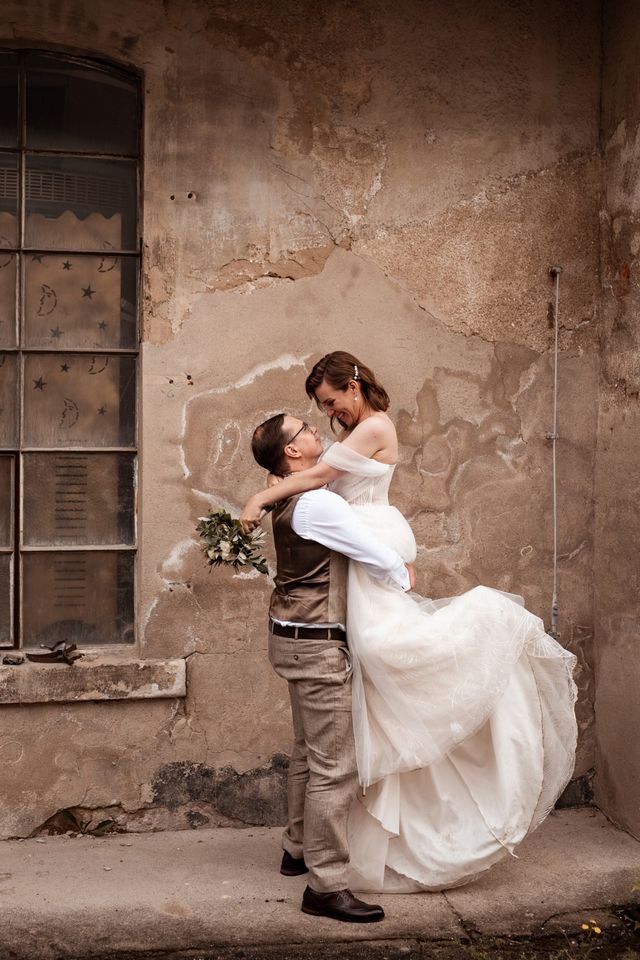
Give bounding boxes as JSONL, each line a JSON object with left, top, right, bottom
{"left": 284, "top": 421, "right": 310, "bottom": 446}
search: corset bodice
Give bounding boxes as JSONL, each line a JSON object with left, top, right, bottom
{"left": 329, "top": 462, "right": 395, "bottom": 506}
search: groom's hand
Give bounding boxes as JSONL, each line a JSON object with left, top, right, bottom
{"left": 240, "top": 496, "right": 264, "bottom": 535}
{"left": 404, "top": 563, "right": 415, "bottom": 591}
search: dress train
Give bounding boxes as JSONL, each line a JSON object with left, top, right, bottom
{"left": 322, "top": 443, "right": 578, "bottom": 893}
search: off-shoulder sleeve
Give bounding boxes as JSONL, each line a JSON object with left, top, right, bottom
{"left": 322, "top": 442, "right": 391, "bottom": 477}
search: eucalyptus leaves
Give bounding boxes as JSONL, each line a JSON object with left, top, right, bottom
{"left": 197, "top": 509, "right": 269, "bottom": 575}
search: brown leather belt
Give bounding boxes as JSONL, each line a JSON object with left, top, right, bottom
{"left": 270, "top": 622, "right": 346, "bottom": 641}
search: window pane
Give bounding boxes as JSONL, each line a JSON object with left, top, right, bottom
{"left": 23, "top": 452, "right": 135, "bottom": 545}
{"left": 0, "top": 53, "right": 18, "bottom": 148}
{"left": 26, "top": 54, "right": 139, "bottom": 155}
{"left": 0, "top": 252, "right": 16, "bottom": 346}
{"left": 0, "top": 554, "right": 12, "bottom": 646}
{"left": 0, "top": 352, "right": 18, "bottom": 447}
{"left": 23, "top": 353, "right": 136, "bottom": 447}
{"left": 25, "top": 156, "right": 137, "bottom": 251}
{"left": 23, "top": 254, "right": 137, "bottom": 349}
{"left": 0, "top": 153, "right": 18, "bottom": 247}
{"left": 22, "top": 551, "right": 134, "bottom": 646}
{"left": 0, "top": 455, "right": 13, "bottom": 547}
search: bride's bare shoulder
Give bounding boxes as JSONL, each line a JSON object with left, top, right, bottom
{"left": 342, "top": 412, "right": 397, "bottom": 459}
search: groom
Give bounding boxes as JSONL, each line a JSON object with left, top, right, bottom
{"left": 248, "top": 413, "right": 413, "bottom": 923}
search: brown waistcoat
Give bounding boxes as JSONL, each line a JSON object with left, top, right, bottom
{"left": 268, "top": 494, "right": 347, "bottom": 625}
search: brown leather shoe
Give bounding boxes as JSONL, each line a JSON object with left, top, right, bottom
{"left": 301, "top": 886, "right": 384, "bottom": 923}
{"left": 280, "top": 850, "right": 308, "bottom": 876}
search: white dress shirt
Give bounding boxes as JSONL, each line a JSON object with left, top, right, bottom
{"left": 271, "top": 488, "right": 410, "bottom": 630}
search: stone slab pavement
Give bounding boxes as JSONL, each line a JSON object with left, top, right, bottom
{"left": 0, "top": 807, "right": 638, "bottom": 959}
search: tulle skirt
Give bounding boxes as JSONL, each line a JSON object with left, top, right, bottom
{"left": 344, "top": 504, "right": 578, "bottom": 893}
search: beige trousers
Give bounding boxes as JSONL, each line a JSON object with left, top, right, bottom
{"left": 268, "top": 630, "right": 358, "bottom": 893}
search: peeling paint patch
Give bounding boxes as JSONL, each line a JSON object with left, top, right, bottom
{"left": 212, "top": 244, "right": 334, "bottom": 292}
{"left": 178, "top": 352, "right": 311, "bottom": 482}
{"left": 160, "top": 538, "right": 200, "bottom": 579}
{"left": 212, "top": 353, "right": 313, "bottom": 394}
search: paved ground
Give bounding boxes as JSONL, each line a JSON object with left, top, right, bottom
{"left": 0, "top": 807, "right": 639, "bottom": 959}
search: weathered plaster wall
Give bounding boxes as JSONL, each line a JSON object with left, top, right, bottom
{"left": 0, "top": 0, "right": 601, "bottom": 837}
{"left": 594, "top": 1, "right": 640, "bottom": 838}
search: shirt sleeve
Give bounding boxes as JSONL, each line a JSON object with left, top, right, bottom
{"left": 291, "top": 489, "right": 410, "bottom": 591}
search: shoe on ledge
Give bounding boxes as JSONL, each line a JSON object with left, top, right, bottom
{"left": 280, "top": 850, "right": 309, "bottom": 876}
{"left": 301, "top": 886, "right": 384, "bottom": 923}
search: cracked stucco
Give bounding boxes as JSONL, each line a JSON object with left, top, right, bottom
{"left": 0, "top": 0, "right": 610, "bottom": 838}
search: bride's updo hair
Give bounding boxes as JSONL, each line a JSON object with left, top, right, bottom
{"left": 305, "top": 352, "right": 390, "bottom": 427}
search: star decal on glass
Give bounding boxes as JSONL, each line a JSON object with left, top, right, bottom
{"left": 33, "top": 376, "right": 47, "bottom": 390}
{"left": 97, "top": 320, "right": 108, "bottom": 331}
{"left": 62, "top": 260, "right": 72, "bottom": 270}
{"left": 50, "top": 326, "right": 63, "bottom": 339}
{"left": 97, "top": 406, "right": 107, "bottom": 416}
{"left": 31, "top": 254, "right": 44, "bottom": 263}
{"left": 60, "top": 362, "right": 70, "bottom": 373}
{"left": 82, "top": 285, "right": 94, "bottom": 299}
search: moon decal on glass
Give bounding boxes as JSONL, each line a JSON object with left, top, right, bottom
{"left": 0, "top": 239, "right": 13, "bottom": 270}
{"left": 59, "top": 397, "right": 80, "bottom": 429}
{"left": 97, "top": 255, "right": 118, "bottom": 273}
{"left": 88, "top": 356, "right": 109, "bottom": 375}
{"left": 37, "top": 284, "right": 58, "bottom": 317}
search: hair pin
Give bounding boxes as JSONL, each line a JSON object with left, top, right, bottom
{"left": 353, "top": 364, "right": 359, "bottom": 380}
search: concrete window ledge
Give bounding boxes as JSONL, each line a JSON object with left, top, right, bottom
{"left": 0, "top": 657, "right": 186, "bottom": 705}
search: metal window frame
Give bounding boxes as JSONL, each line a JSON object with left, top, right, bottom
{"left": 0, "top": 48, "right": 142, "bottom": 651}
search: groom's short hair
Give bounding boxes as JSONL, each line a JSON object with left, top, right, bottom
{"left": 251, "top": 413, "right": 288, "bottom": 475}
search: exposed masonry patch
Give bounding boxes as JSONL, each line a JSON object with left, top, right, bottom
{"left": 555, "top": 770, "right": 594, "bottom": 808}
{"left": 151, "top": 755, "right": 288, "bottom": 826}
{"left": 29, "top": 755, "right": 289, "bottom": 837}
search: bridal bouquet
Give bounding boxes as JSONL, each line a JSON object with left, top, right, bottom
{"left": 196, "top": 509, "right": 269, "bottom": 575}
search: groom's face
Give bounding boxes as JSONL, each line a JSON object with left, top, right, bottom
{"left": 282, "top": 415, "right": 323, "bottom": 466}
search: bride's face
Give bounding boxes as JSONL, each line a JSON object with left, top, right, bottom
{"left": 314, "top": 378, "right": 360, "bottom": 430}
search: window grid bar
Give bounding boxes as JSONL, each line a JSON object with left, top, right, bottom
{"left": 2, "top": 249, "right": 140, "bottom": 258}
{"left": 11, "top": 254, "right": 18, "bottom": 347}
{"left": 0, "top": 146, "right": 138, "bottom": 161}
{"left": 1, "top": 453, "right": 15, "bottom": 645}
{"left": 16, "top": 455, "right": 22, "bottom": 648}
{"left": 17, "top": 446, "right": 138, "bottom": 453}
{"left": 21, "top": 544, "right": 137, "bottom": 552}
{"left": 20, "top": 445, "right": 137, "bottom": 451}
{"left": 4, "top": 348, "right": 139, "bottom": 357}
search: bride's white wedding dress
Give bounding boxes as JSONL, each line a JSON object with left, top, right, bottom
{"left": 322, "top": 443, "right": 578, "bottom": 893}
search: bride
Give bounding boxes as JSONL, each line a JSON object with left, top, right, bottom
{"left": 240, "top": 351, "right": 578, "bottom": 893}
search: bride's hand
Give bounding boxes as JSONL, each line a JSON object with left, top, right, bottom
{"left": 239, "top": 495, "right": 265, "bottom": 535}
{"left": 405, "top": 563, "right": 416, "bottom": 591}
{"left": 266, "top": 473, "right": 283, "bottom": 489}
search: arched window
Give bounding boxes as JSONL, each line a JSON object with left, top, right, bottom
{"left": 0, "top": 51, "right": 141, "bottom": 649}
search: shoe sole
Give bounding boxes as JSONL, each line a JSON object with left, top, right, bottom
{"left": 301, "top": 905, "right": 384, "bottom": 923}
{"left": 280, "top": 867, "right": 309, "bottom": 877}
